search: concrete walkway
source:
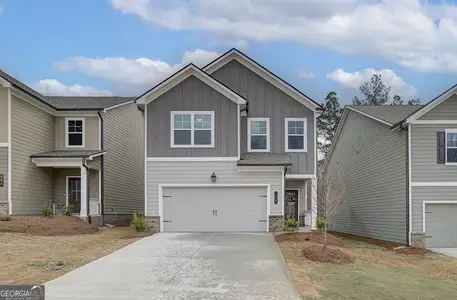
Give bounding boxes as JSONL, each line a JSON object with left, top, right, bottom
{"left": 46, "top": 233, "right": 301, "bottom": 299}
{"left": 430, "top": 248, "right": 457, "bottom": 258}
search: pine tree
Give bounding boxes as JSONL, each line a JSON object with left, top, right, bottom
{"left": 317, "top": 91, "right": 343, "bottom": 158}
{"left": 353, "top": 74, "right": 391, "bottom": 105}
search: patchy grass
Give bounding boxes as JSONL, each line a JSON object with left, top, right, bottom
{"left": 0, "top": 227, "right": 152, "bottom": 285}
{"left": 277, "top": 232, "right": 457, "bottom": 300}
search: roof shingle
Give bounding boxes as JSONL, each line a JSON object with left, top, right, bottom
{"left": 348, "top": 105, "right": 423, "bottom": 125}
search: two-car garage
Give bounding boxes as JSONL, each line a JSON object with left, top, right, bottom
{"left": 161, "top": 186, "right": 269, "bottom": 232}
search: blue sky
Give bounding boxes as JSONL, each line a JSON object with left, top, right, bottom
{"left": 1, "top": 0, "right": 457, "bottom": 105}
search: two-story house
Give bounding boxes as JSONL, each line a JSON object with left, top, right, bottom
{"left": 137, "top": 49, "right": 322, "bottom": 232}
{"left": 0, "top": 70, "right": 144, "bottom": 225}
{"left": 325, "top": 85, "right": 457, "bottom": 249}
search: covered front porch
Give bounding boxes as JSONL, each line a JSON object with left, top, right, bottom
{"left": 285, "top": 176, "right": 317, "bottom": 229}
{"left": 31, "top": 150, "right": 105, "bottom": 221}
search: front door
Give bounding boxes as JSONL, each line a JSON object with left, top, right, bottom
{"left": 285, "top": 189, "right": 299, "bottom": 221}
{"left": 68, "top": 177, "right": 81, "bottom": 213}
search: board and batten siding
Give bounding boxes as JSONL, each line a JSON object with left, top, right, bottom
{"left": 411, "top": 186, "right": 457, "bottom": 232}
{"left": 0, "top": 148, "right": 8, "bottom": 208}
{"left": 55, "top": 116, "right": 100, "bottom": 150}
{"left": 147, "top": 75, "right": 238, "bottom": 157}
{"left": 0, "top": 88, "right": 9, "bottom": 144}
{"left": 103, "top": 102, "right": 144, "bottom": 215}
{"left": 11, "top": 94, "right": 54, "bottom": 214}
{"left": 418, "top": 94, "right": 457, "bottom": 120}
{"left": 147, "top": 160, "right": 283, "bottom": 216}
{"left": 210, "top": 60, "right": 315, "bottom": 174}
{"left": 326, "top": 110, "right": 407, "bottom": 244}
{"left": 411, "top": 124, "right": 457, "bottom": 182}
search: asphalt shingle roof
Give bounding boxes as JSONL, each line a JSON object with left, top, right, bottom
{"left": 237, "top": 153, "right": 292, "bottom": 166}
{"left": 30, "top": 150, "right": 105, "bottom": 158}
{"left": 348, "top": 105, "right": 423, "bottom": 125}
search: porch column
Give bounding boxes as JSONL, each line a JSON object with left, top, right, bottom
{"left": 311, "top": 176, "right": 317, "bottom": 229}
{"left": 80, "top": 166, "right": 88, "bottom": 217}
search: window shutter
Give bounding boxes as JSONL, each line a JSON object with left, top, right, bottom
{"left": 437, "top": 132, "right": 446, "bottom": 164}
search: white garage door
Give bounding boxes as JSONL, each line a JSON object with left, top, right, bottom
{"left": 425, "top": 203, "right": 457, "bottom": 248}
{"left": 162, "top": 186, "right": 268, "bottom": 232}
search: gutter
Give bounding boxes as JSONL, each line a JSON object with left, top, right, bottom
{"left": 82, "top": 157, "right": 91, "bottom": 224}
{"left": 97, "top": 111, "right": 105, "bottom": 225}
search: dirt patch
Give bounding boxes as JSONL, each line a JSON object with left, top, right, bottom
{"left": 393, "top": 247, "right": 433, "bottom": 255}
{"left": 330, "top": 231, "right": 403, "bottom": 249}
{"left": 108, "top": 219, "right": 131, "bottom": 227}
{"left": 120, "top": 231, "right": 154, "bottom": 239}
{"left": 0, "top": 216, "right": 99, "bottom": 236}
{"left": 302, "top": 245, "right": 353, "bottom": 264}
{"left": 276, "top": 231, "right": 344, "bottom": 246}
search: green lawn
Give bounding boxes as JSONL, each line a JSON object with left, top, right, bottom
{"left": 277, "top": 234, "right": 457, "bottom": 300}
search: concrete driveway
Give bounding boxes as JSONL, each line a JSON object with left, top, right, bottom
{"left": 46, "top": 233, "right": 301, "bottom": 299}
{"left": 430, "top": 248, "right": 457, "bottom": 258}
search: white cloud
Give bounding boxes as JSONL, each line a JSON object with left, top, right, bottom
{"left": 32, "top": 79, "right": 113, "bottom": 96}
{"left": 53, "top": 49, "right": 220, "bottom": 94}
{"left": 327, "top": 68, "right": 416, "bottom": 97}
{"left": 297, "top": 69, "right": 315, "bottom": 79}
{"left": 110, "top": 0, "right": 457, "bottom": 73}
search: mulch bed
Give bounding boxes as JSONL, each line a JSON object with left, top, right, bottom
{"left": 108, "top": 219, "right": 131, "bottom": 227}
{"left": 393, "top": 247, "right": 433, "bottom": 255}
{"left": 330, "top": 231, "right": 403, "bottom": 249}
{"left": 275, "top": 231, "right": 344, "bottom": 246}
{"left": 0, "top": 216, "right": 99, "bottom": 236}
{"left": 302, "top": 245, "right": 354, "bottom": 264}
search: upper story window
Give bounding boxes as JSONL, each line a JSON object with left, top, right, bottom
{"left": 65, "top": 118, "right": 85, "bottom": 148}
{"left": 171, "top": 111, "right": 214, "bottom": 148}
{"left": 285, "top": 118, "right": 307, "bottom": 152}
{"left": 248, "top": 118, "right": 270, "bottom": 152}
{"left": 446, "top": 129, "right": 457, "bottom": 164}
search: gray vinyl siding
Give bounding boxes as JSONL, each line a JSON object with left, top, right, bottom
{"left": 411, "top": 124, "right": 457, "bottom": 182}
{"left": 11, "top": 94, "right": 54, "bottom": 214}
{"left": 326, "top": 110, "right": 407, "bottom": 244}
{"left": 104, "top": 103, "right": 144, "bottom": 215}
{"left": 0, "top": 147, "right": 8, "bottom": 207}
{"left": 285, "top": 179, "right": 309, "bottom": 216}
{"left": 55, "top": 116, "right": 100, "bottom": 150}
{"left": 147, "top": 76, "right": 238, "bottom": 157}
{"left": 211, "top": 60, "right": 315, "bottom": 174}
{"left": 53, "top": 168, "right": 99, "bottom": 207}
{"left": 147, "top": 160, "right": 283, "bottom": 216}
{"left": 86, "top": 156, "right": 101, "bottom": 170}
{"left": 0, "top": 89, "right": 8, "bottom": 144}
{"left": 419, "top": 95, "right": 457, "bottom": 120}
{"left": 411, "top": 186, "right": 457, "bottom": 232}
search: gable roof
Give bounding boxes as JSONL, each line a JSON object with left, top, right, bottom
{"left": 135, "top": 63, "right": 247, "bottom": 105}
{"left": 0, "top": 69, "right": 134, "bottom": 111}
{"left": 203, "top": 48, "right": 322, "bottom": 111}
{"left": 347, "top": 105, "right": 423, "bottom": 126}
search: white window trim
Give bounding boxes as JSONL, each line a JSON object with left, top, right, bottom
{"left": 445, "top": 129, "right": 457, "bottom": 165}
{"left": 247, "top": 117, "right": 270, "bottom": 152}
{"left": 170, "top": 111, "right": 215, "bottom": 148}
{"left": 65, "top": 117, "right": 85, "bottom": 148}
{"left": 285, "top": 118, "right": 307, "bottom": 152}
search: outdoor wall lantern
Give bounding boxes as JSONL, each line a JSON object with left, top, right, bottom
{"left": 274, "top": 191, "right": 278, "bottom": 204}
{"left": 210, "top": 172, "right": 217, "bottom": 183}
{"left": 0, "top": 174, "right": 3, "bottom": 187}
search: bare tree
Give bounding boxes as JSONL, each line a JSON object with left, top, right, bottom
{"left": 313, "top": 171, "right": 345, "bottom": 250}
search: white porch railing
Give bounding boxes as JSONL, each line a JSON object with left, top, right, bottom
{"left": 89, "top": 198, "right": 101, "bottom": 216}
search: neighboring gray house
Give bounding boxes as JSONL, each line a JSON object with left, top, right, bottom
{"left": 136, "top": 49, "right": 323, "bottom": 232}
{"left": 325, "top": 85, "right": 457, "bottom": 248}
{"left": 0, "top": 70, "right": 144, "bottom": 225}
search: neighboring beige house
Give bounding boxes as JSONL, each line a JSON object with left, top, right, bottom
{"left": 325, "top": 85, "right": 457, "bottom": 249}
{"left": 0, "top": 70, "right": 144, "bottom": 225}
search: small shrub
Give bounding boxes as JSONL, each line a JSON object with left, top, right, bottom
{"left": 42, "top": 202, "right": 54, "bottom": 217}
{"left": 132, "top": 212, "right": 148, "bottom": 232}
{"left": 64, "top": 204, "right": 75, "bottom": 216}
{"left": 316, "top": 216, "right": 330, "bottom": 231}
{"left": 284, "top": 216, "right": 300, "bottom": 232}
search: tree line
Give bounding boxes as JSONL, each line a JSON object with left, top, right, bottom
{"left": 318, "top": 74, "right": 421, "bottom": 159}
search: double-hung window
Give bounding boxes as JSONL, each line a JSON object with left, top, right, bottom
{"left": 171, "top": 111, "right": 214, "bottom": 147}
{"left": 285, "top": 118, "right": 307, "bottom": 152}
{"left": 248, "top": 118, "right": 270, "bottom": 152}
{"left": 446, "top": 129, "right": 457, "bottom": 164}
{"left": 65, "top": 118, "right": 85, "bottom": 148}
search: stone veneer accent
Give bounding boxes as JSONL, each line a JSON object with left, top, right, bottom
{"left": 411, "top": 232, "right": 425, "bottom": 249}
{"left": 0, "top": 203, "right": 8, "bottom": 216}
{"left": 146, "top": 216, "right": 161, "bottom": 232}
{"left": 269, "top": 215, "right": 283, "bottom": 232}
